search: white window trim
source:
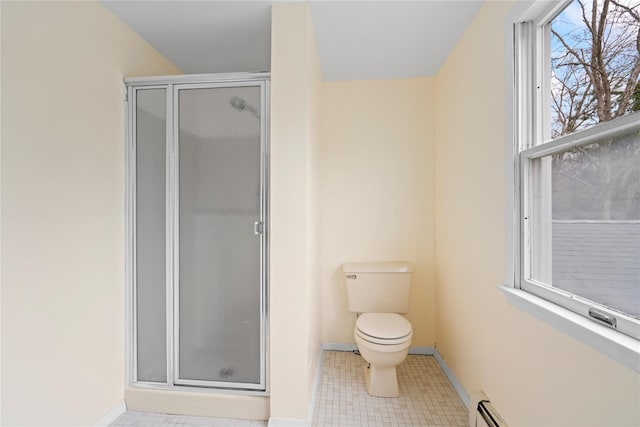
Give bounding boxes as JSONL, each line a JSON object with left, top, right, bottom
{"left": 502, "top": 0, "right": 640, "bottom": 372}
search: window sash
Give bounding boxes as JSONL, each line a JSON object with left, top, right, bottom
{"left": 518, "top": 112, "right": 640, "bottom": 340}
{"left": 520, "top": 112, "right": 640, "bottom": 160}
{"left": 515, "top": 0, "right": 640, "bottom": 341}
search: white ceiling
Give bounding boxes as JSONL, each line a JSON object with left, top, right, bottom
{"left": 101, "top": 1, "right": 483, "bottom": 81}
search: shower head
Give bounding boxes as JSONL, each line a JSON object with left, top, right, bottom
{"left": 230, "top": 96, "right": 247, "bottom": 111}
{"left": 229, "top": 96, "right": 260, "bottom": 119}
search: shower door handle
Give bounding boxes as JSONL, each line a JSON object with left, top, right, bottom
{"left": 254, "top": 221, "right": 264, "bottom": 235}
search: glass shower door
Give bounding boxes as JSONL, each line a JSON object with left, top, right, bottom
{"left": 174, "top": 84, "right": 265, "bottom": 388}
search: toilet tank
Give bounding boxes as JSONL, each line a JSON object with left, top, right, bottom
{"left": 343, "top": 262, "right": 412, "bottom": 314}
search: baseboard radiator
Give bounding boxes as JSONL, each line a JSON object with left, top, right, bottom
{"left": 475, "top": 399, "right": 507, "bottom": 427}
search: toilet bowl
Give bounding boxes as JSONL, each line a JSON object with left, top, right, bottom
{"left": 354, "top": 312, "right": 412, "bottom": 397}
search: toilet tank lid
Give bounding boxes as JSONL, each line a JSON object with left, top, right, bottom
{"left": 342, "top": 262, "right": 413, "bottom": 273}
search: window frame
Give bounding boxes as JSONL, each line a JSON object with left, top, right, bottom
{"left": 513, "top": 1, "right": 640, "bottom": 342}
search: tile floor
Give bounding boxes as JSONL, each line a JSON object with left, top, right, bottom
{"left": 311, "top": 351, "right": 468, "bottom": 427}
{"left": 110, "top": 411, "right": 267, "bottom": 427}
{"left": 111, "top": 350, "right": 468, "bottom": 427}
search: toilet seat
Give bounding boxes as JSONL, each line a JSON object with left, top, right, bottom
{"left": 356, "top": 313, "right": 412, "bottom": 345}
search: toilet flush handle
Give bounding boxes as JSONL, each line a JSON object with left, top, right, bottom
{"left": 346, "top": 274, "right": 357, "bottom": 280}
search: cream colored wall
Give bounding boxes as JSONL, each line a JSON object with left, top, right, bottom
{"left": 306, "top": 8, "right": 324, "bottom": 405}
{"left": 320, "top": 78, "right": 436, "bottom": 347}
{"left": 435, "top": 1, "right": 640, "bottom": 425}
{"left": 270, "top": 3, "right": 323, "bottom": 420}
{"left": 0, "top": 2, "right": 180, "bottom": 425}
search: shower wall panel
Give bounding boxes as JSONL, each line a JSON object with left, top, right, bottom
{"left": 135, "top": 88, "right": 167, "bottom": 383}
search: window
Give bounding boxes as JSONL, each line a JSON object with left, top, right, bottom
{"left": 514, "top": 0, "right": 640, "bottom": 340}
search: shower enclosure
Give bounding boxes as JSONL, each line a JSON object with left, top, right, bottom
{"left": 125, "top": 73, "right": 269, "bottom": 392}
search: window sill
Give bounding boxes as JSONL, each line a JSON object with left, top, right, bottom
{"left": 499, "top": 285, "right": 640, "bottom": 372}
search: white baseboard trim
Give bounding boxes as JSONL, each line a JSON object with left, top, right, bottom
{"left": 321, "top": 342, "right": 357, "bottom": 352}
{"left": 433, "top": 349, "right": 470, "bottom": 409}
{"left": 408, "top": 346, "right": 435, "bottom": 355}
{"left": 94, "top": 400, "right": 126, "bottom": 426}
{"left": 268, "top": 417, "right": 308, "bottom": 426}
{"left": 321, "top": 342, "right": 434, "bottom": 356}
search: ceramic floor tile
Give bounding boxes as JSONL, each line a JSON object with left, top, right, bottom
{"left": 110, "top": 411, "right": 267, "bottom": 427}
{"left": 311, "top": 351, "right": 468, "bottom": 427}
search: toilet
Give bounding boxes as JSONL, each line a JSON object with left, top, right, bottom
{"left": 343, "top": 262, "right": 413, "bottom": 398}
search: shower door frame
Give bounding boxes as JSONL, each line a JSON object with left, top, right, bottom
{"left": 124, "top": 72, "right": 270, "bottom": 394}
